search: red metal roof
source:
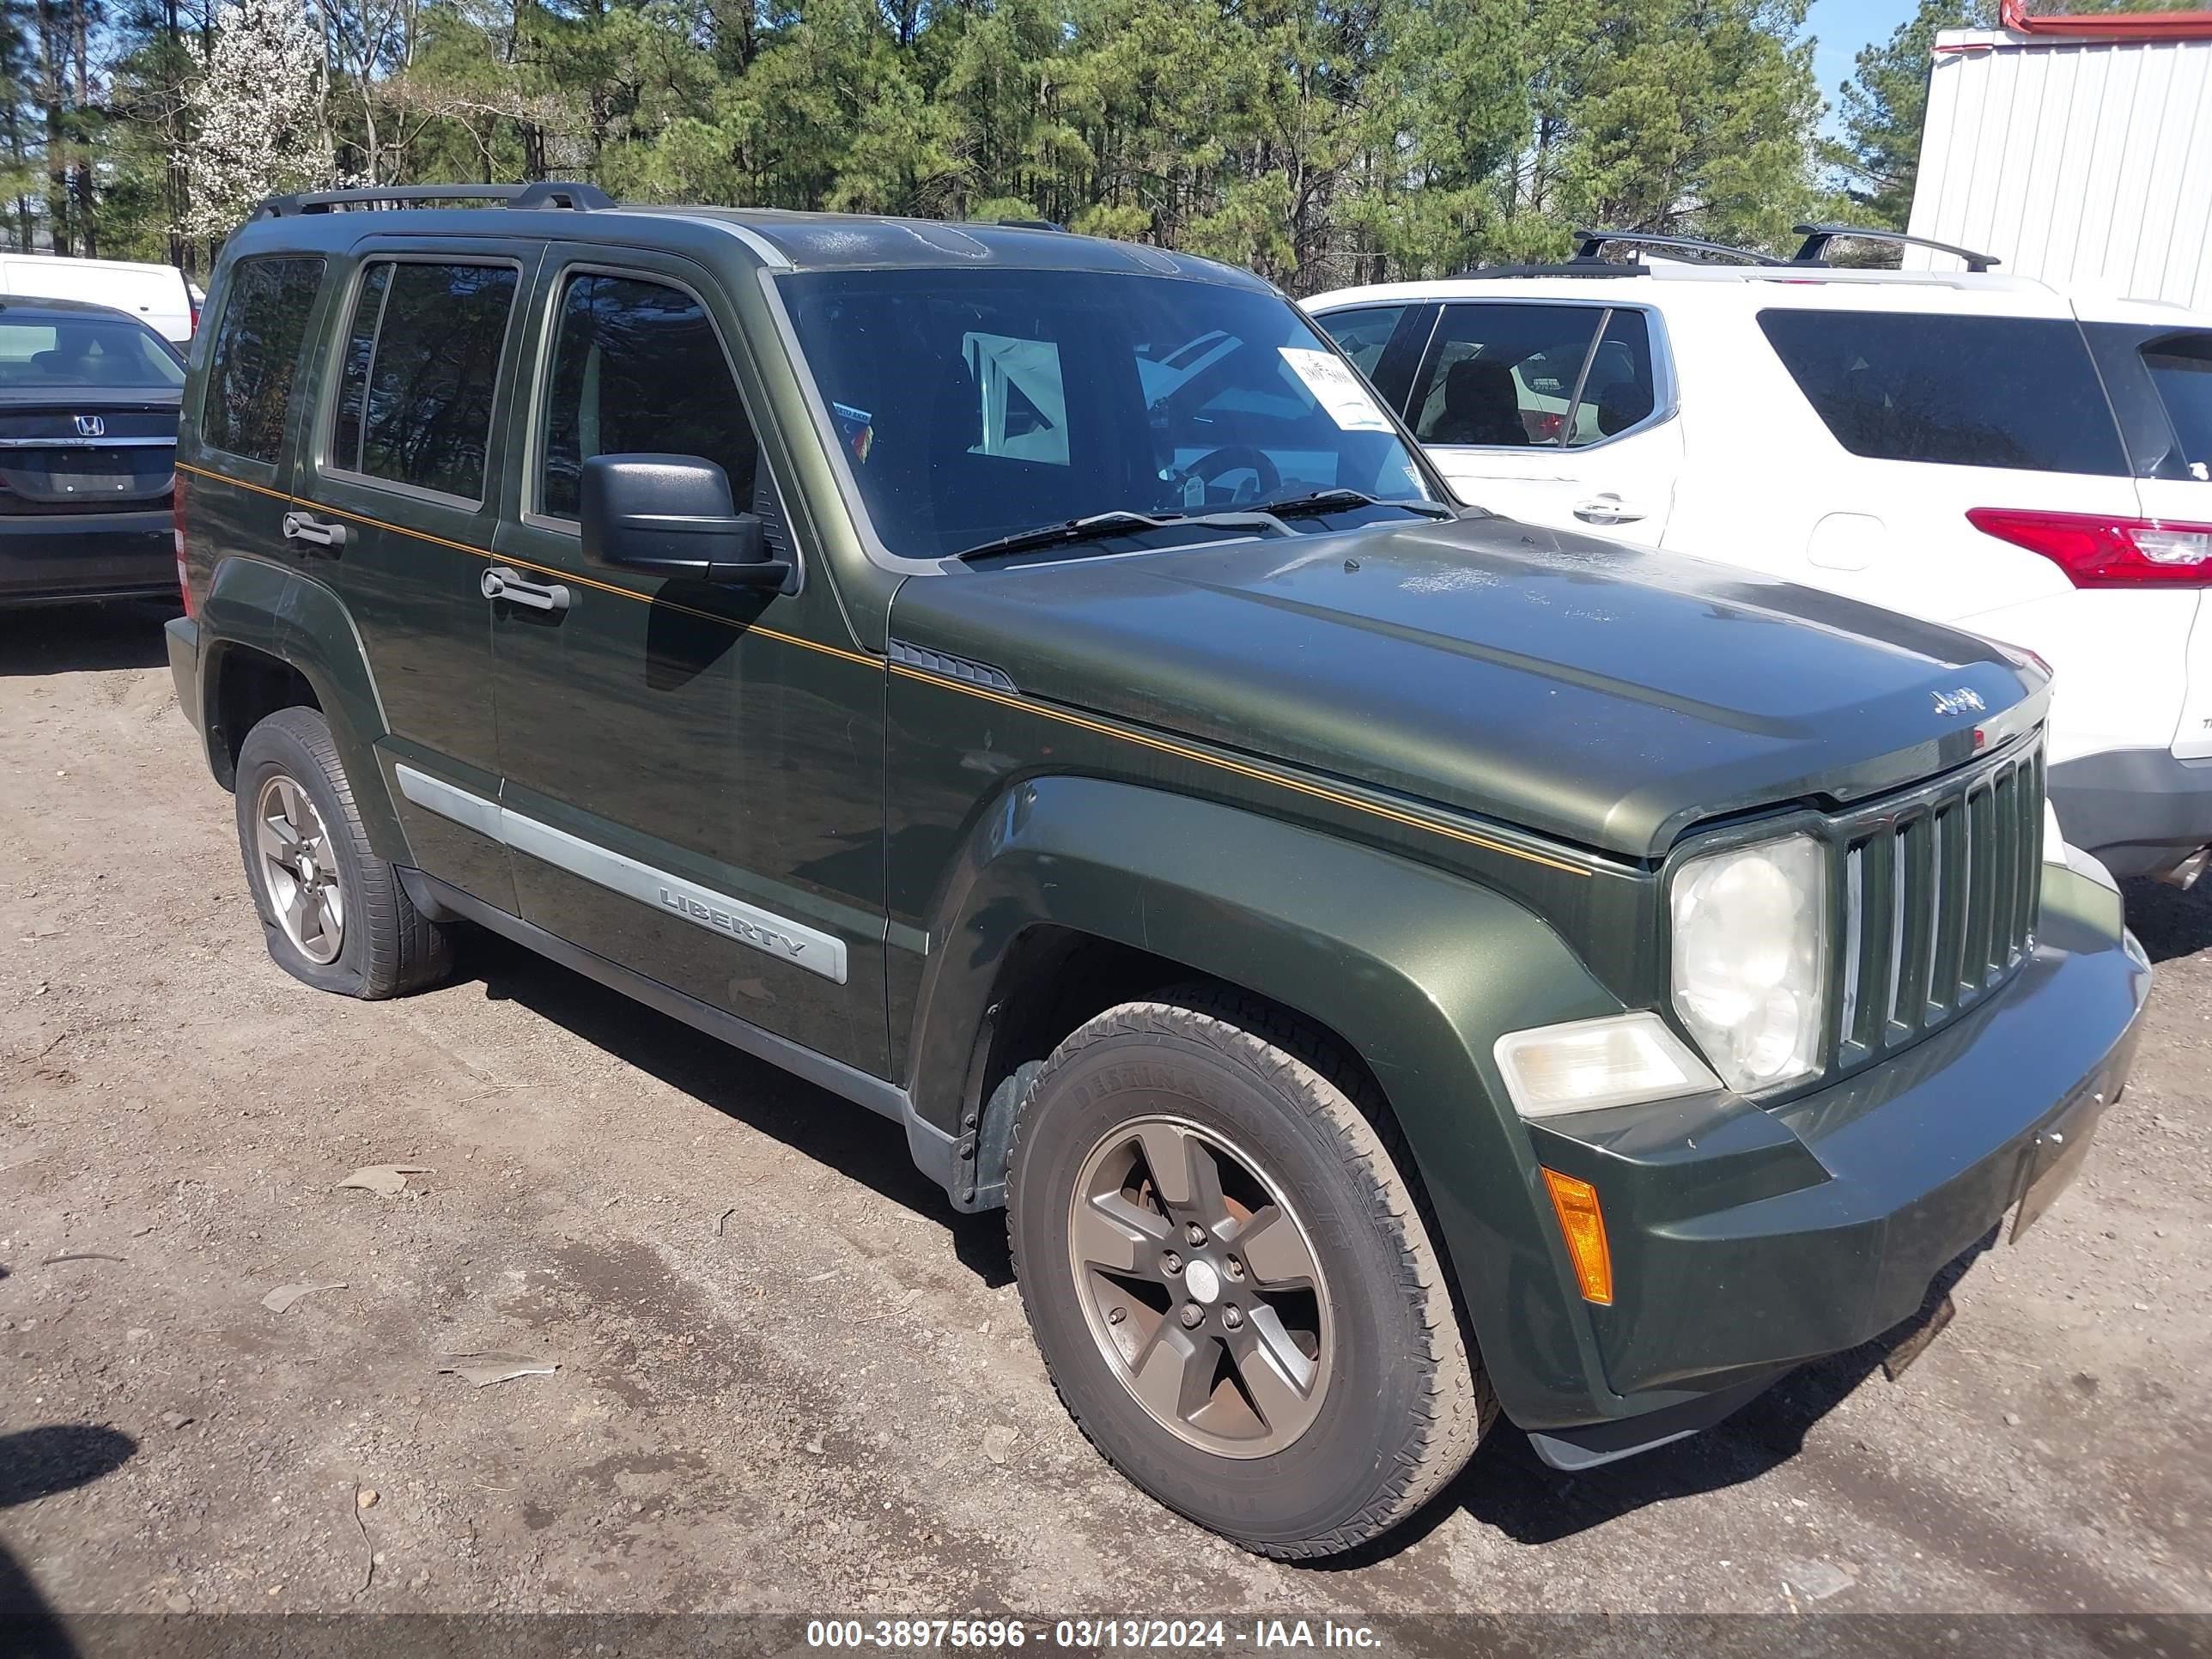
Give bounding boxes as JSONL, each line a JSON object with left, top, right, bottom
{"left": 1996, "top": 0, "right": 2212, "bottom": 40}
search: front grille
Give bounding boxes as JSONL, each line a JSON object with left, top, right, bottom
{"left": 1832, "top": 739, "right": 2044, "bottom": 1073}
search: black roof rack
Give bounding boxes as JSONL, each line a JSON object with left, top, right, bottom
{"left": 1790, "top": 223, "right": 2002, "bottom": 272}
{"left": 1450, "top": 258, "right": 1652, "bottom": 279}
{"left": 1450, "top": 227, "right": 1787, "bottom": 278}
{"left": 253, "top": 181, "right": 613, "bottom": 220}
{"left": 994, "top": 217, "right": 1065, "bottom": 231}
{"left": 1570, "top": 228, "right": 1789, "bottom": 265}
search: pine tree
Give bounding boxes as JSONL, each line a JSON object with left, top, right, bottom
{"left": 7, "top": 0, "right": 1856, "bottom": 278}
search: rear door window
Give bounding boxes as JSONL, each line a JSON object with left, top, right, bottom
{"left": 1408, "top": 304, "right": 1609, "bottom": 447}
{"left": 1757, "top": 309, "right": 2128, "bottom": 476}
{"left": 202, "top": 255, "right": 326, "bottom": 465}
{"left": 330, "top": 258, "right": 518, "bottom": 501}
{"left": 1565, "top": 310, "right": 1656, "bottom": 447}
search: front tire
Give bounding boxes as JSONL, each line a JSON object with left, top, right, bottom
{"left": 233, "top": 707, "right": 453, "bottom": 999}
{"left": 1008, "top": 988, "right": 1493, "bottom": 1559}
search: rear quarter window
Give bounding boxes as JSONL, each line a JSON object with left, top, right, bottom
{"left": 201, "top": 256, "right": 326, "bottom": 466}
{"left": 2139, "top": 333, "right": 2212, "bottom": 480}
{"left": 1757, "top": 309, "right": 2128, "bottom": 476}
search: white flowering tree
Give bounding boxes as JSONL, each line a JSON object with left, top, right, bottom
{"left": 179, "top": 0, "right": 335, "bottom": 239}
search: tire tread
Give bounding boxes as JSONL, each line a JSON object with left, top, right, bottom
{"left": 1008, "top": 985, "right": 1495, "bottom": 1560}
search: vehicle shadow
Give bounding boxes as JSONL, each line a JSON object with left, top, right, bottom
{"left": 0, "top": 1423, "right": 137, "bottom": 1658}
{"left": 2119, "top": 876, "right": 2212, "bottom": 964}
{"left": 0, "top": 599, "right": 176, "bottom": 677}
{"left": 461, "top": 930, "right": 1016, "bottom": 1287}
{"left": 452, "top": 928, "right": 2000, "bottom": 1562}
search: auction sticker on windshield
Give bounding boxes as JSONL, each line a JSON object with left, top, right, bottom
{"left": 1278, "top": 346, "right": 1395, "bottom": 432}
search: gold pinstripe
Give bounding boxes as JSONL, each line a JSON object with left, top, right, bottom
{"left": 180, "top": 461, "right": 1587, "bottom": 877}
{"left": 178, "top": 460, "right": 293, "bottom": 503}
{"left": 887, "top": 664, "right": 1591, "bottom": 876}
{"left": 176, "top": 460, "right": 879, "bottom": 668}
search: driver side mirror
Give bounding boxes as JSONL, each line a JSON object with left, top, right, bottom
{"left": 580, "top": 454, "right": 792, "bottom": 589}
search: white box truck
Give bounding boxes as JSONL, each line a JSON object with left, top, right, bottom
{"left": 0, "top": 254, "right": 195, "bottom": 344}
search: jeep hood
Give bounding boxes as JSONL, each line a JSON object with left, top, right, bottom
{"left": 887, "top": 516, "right": 2046, "bottom": 860}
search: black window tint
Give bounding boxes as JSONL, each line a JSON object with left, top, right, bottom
{"left": 1411, "top": 304, "right": 1602, "bottom": 447}
{"left": 1565, "top": 309, "right": 1656, "bottom": 447}
{"left": 1314, "top": 307, "right": 1406, "bottom": 380}
{"left": 2140, "top": 333, "right": 2212, "bottom": 479}
{"left": 202, "top": 256, "right": 325, "bottom": 465}
{"left": 330, "top": 263, "right": 391, "bottom": 473}
{"left": 541, "top": 273, "right": 757, "bottom": 520}
{"left": 337, "top": 261, "right": 517, "bottom": 499}
{"left": 1758, "top": 310, "right": 2127, "bottom": 475}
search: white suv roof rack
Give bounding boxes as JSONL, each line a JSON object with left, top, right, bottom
{"left": 1450, "top": 223, "right": 2008, "bottom": 284}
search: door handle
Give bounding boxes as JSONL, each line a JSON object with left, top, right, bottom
{"left": 481, "top": 565, "right": 571, "bottom": 613}
{"left": 1571, "top": 495, "right": 1647, "bottom": 526}
{"left": 281, "top": 510, "right": 347, "bottom": 550}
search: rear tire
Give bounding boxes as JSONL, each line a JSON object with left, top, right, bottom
{"left": 233, "top": 707, "right": 453, "bottom": 999}
{"left": 1008, "top": 988, "right": 1492, "bottom": 1559}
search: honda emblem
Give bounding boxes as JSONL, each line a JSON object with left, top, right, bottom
{"left": 74, "top": 414, "right": 105, "bottom": 438}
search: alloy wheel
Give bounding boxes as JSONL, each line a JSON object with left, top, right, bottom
{"left": 1066, "top": 1115, "right": 1333, "bottom": 1458}
{"left": 253, "top": 773, "right": 344, "bottom": 965}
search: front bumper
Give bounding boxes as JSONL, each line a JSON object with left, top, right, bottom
{"left": 2048, "top": 746, "right": 2212, "bottom": 882}
{"left": 0, "top": 507, "right": 173, "bottom": 605}
{"left": 1519, "top": 864, "right": 2148, "bottom": 1459}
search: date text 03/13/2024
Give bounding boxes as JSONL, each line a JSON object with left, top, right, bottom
{"left": 804, "top": 1620, "right": 1383, "bottom": 1649}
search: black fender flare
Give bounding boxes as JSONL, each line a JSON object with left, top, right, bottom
{"left": 198, "top": 556, "right": 407, "bottom": 862}
{"left": 904, "top": 773, "right": 1626, "bottom": 1423}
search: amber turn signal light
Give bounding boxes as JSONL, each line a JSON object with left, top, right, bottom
{"left": 1542, "top": 1167, "right": 1613, "bottom": 1305}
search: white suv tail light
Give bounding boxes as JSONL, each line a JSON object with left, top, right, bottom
{"left": 1968, "top": 507, "right": 2212, "bottom": 586}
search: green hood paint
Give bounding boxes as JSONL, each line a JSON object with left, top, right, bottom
{"left": 892, "top": 514, "right": 2045, "bottom": 860}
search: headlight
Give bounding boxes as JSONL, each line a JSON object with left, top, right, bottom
{"left": 1670, "top": 832, "right": 1828, "bottom": 1094}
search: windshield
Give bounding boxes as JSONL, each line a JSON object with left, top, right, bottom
{"left": 778, "top": 268, "right": 1437, "bottom": 562}
{"left": 0, "top": 316, "right": 183, "bottom": 388}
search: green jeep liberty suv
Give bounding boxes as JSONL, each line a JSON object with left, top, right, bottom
{"left": 166, "top": 184, "right": 2149, "bottom": 1560}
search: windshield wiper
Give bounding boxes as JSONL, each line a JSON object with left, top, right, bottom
{"left": 952, "top": 510, "right": 1184, "bottom": 563}
{"left": 1249, "top": 488, "right": 1455, "bottom": 521}
{"left": 952, "top": 508, "right": 1291, "bottom": 563}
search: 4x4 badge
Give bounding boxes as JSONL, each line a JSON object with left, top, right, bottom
{"left": 1932, "top": 687, "right": 1987, "bottom": 717}
{"left": 73, "top": 414, "right": 104, "bottom": 438}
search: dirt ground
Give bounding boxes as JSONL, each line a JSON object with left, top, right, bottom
{"left": 3, "top": 599, "right": 2210, "bottom": 1632}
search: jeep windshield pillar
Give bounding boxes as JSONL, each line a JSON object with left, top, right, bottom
{"left": 166, "top": 191, "right": 2149, "bottom": 1559}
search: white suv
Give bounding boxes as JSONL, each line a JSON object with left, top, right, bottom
{"left": 1306, "top": 228, "right": 2212, "bottom": 884}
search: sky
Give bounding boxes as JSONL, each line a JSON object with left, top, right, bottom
{"left": 1810, "top": 0, "right": 1926, "bottom": 125}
